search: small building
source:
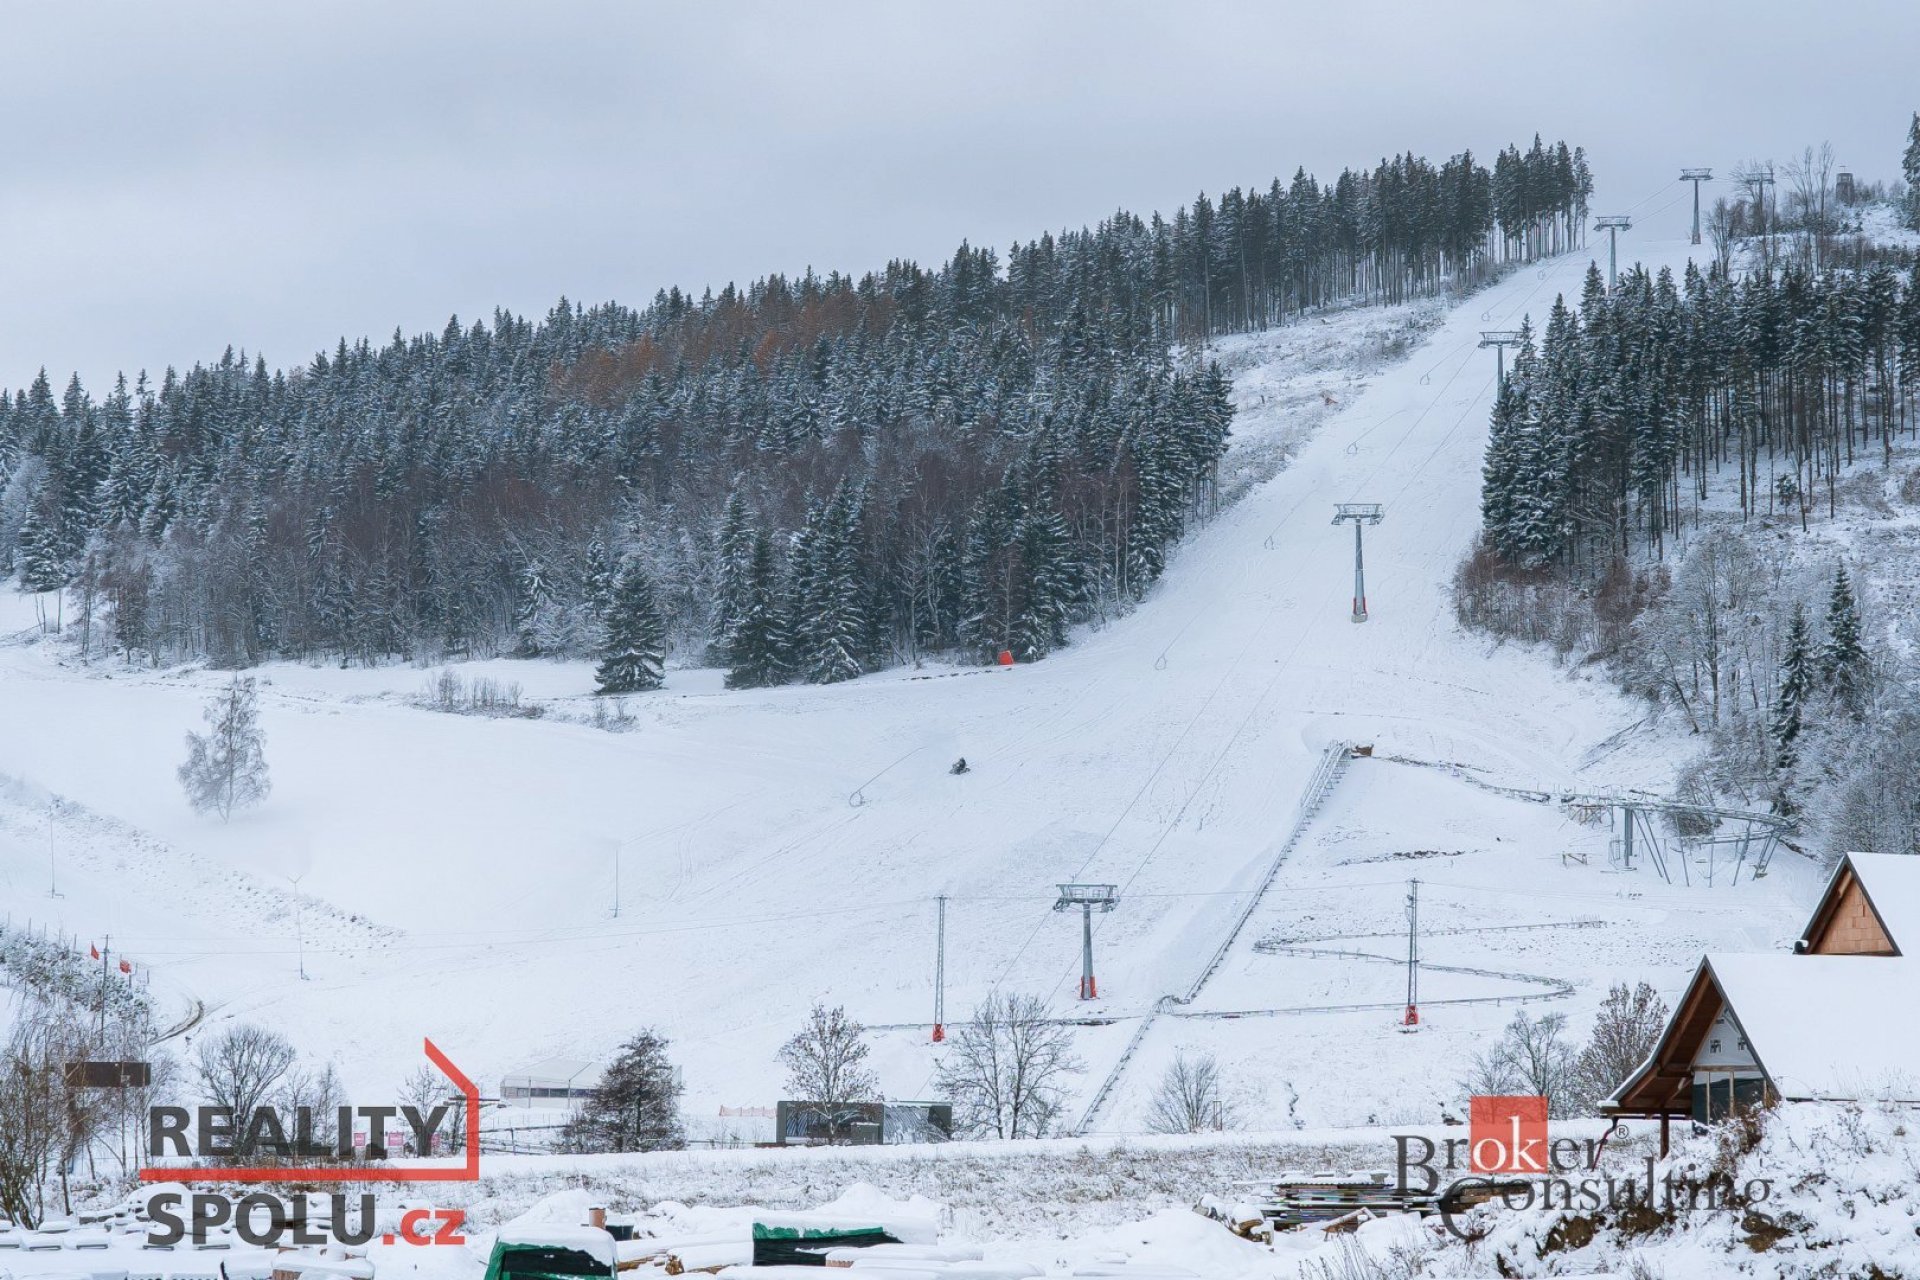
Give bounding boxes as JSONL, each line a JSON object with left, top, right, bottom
{"left": 1606, "top": 852, "right": 1920, "bottom": 1146}
{"left": 1835, "top": 170, "right": 1856, "bottom": 204}
{"left": 498, "top": 1058, "right": 601, "bottom": 1109}
{"left": 774, "top": 1100, "right": 953, "bottom": 1146}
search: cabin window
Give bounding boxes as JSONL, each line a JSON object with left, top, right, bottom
{"left": 1709, "top": 1039, "right": 1721, "bottom": 1054}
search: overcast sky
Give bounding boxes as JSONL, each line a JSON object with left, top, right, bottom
{"left": 3, "top": 1, "right": 1916, "bottom": 393}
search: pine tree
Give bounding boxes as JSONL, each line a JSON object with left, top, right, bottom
{"left": 581, "top": 536, "right": 614, "bottom": 621}
{"left": 1817, "top": 564, "right": 1867, "bottom": 713}
{"left": 793, "top": 486, "right": 866, "bottom": 684}
{"left": 557, "top": 1029, "right": 684, "bottom": 1153}
{"left": 724, "top": 532, "right": 790, "bottom": 689}
{"left": 178, "top": 677, "right": 271, "bottom": 821}
{"left": 1010, "top": 505, "right": 1082, "bottom": 660}
{"left": 15, "top": 506, "right": 67, "bottom": 595}
{"left": 1769, "top": 604, "right": 1813, "bottom": 815}
{"left": 514, "top": 558, "right": 555, "bottom": 656}
{"left": 595, "top": 559, "right": 666, "bottom": 694}
{"left": 711, "top": 491, "right": 755, "bottom": 661}
{"left": 1904, "top": 113, "right": 1920, "bottom": 231}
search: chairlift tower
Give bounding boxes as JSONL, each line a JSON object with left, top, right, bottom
{"left": 1477, "top": 330, "right": 1526, "bottom": 389}
{"left": 1593, "top": 215, "right": 1632, "bottom": 289}
{"left": 1331, "top": 503, "right": 1384, "bottom": 622}
{"left": 1679, "top": 168, "right": 1713, "bottom": 244}
{"left": 1054, "top": 883, "right": 1118, "bottom": 1000}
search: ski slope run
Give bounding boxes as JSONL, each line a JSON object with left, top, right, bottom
{"left": 0, "top": 236, "right": 1763, "bottom": 1126}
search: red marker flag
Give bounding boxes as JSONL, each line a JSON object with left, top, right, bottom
{"left": 90, "top": 944, "right": 101, "bottom": 960}
{"left": 119, "top": 959, "right": 132, "bottom": 974}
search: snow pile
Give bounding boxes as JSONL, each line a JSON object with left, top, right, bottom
{"left": 1442, "top": 1102, "right": 1920, "bottom": 1278}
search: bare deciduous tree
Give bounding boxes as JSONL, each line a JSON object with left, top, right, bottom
{"left": 280, "top": 1059, "right": 346, "bottom": 1151}
{"left": 1571, "top": 982, "right": 1670, "bottom": 1112}
{"left": 0, "top": 997, "right": 107, "bottom": 1226}
{"left": 195, "top": 1023, "right": 296, "bottom": 1157}
{"left": 179, "top": 676, "right": 270, "bottom": 821}
{"left": 779, "top": 1003, "right": 877, "bottom": 1143}
{"left": 1462, "top": 1010, "right": 1577, "bottom": 1117}
{"left": 934, "top": 992, "right": 1080, "bottom": 1139}
{"left": 1145, "top": 1050, "right": 1238, "bottom": 1134}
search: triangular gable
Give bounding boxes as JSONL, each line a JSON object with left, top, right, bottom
{"left": 1798, "top": 854, "right": 1901, "bottom": 956}
{"left": 1604, "top": 958, "right": 1725, "bottom": 1116}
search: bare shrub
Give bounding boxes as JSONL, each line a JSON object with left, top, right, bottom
{"left": 590, "top": 696, "right": 637, "bottom": 732}
{"left": 418, "top": 669, "right": 543, "bottom": 719}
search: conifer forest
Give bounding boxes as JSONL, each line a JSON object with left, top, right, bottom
{"left": 1, "top": 139, "right": 1588, "bottom": 683}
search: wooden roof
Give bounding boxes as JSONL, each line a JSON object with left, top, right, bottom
{"left": 1603, "top": 958, "right": 1728, "bottom": 1117}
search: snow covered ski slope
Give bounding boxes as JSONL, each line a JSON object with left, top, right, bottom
{"left": 0, "top": 234, "right": 1818, "bottom": 1126}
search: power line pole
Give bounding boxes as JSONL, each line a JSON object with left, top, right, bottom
{"left": 1054, "top": 883, "right": 1118, "bottom": 1000}
{"left": 1477, "top": 330, "right": 1525, "bottom": 388}
{"left": 47, "top": 796, "right": 62, "bottom": 899}
{"left": 288, "top": 873, "right": 308, "bottom": 980}
{"left": 1679, "top": 168, "right": 1713, "bottom": 245}
{"left": 1401, "top": 879, "right": 1420, "bottom": 1029}
{"left": 1593, "top": 215, "right": 1632, "bottom": 289}
{"left": 1331, "top": 503, "right": 1384, "bottom": 623}
{"left": 931, "top": 894, "right": 947, "bottom": 1043}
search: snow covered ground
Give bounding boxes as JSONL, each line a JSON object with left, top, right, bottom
{"left": 0, "top": 234, "right": 1815, "bottom": 1152}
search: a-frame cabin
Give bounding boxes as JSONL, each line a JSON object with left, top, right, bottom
{"left": 1605, "top": 852, "right": 1920, "bottom": 1151}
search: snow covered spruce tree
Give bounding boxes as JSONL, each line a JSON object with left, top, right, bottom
{"left": 594, "top": 559, "right": 666, "bottom": 694}
{"left": 559, "top": 1029, "right": 684, "bottom": 1153}
{"left": 178, "top": 677, "right": 270, "bottom": 821}
{"left": 1769, "top": 603, "right": 1814, "bottom": 816}
{"left": 723, "top": 531, "right": 790, "bottom": 689}
{"left": 1817, "top": 564, "right": 1867, "bottom": 715}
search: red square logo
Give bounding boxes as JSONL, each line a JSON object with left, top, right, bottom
{"left": 1469, "top": 1095, "right": 1548, "bottom": 1173}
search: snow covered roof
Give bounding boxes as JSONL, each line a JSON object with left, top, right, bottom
{"left": 500, "top": 1058, "right": 600, "bottom": 1086}
{"left": 1839, "top": 852, "right": 1920, "bottom": 952}
{"left": 495, "top": 1223, "right": 617, "bottom": 1263}
{"left": 1709, "top": 954, "right": 1920, "bottom": 1101}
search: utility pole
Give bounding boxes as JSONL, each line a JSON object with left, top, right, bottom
{"left": 1679, "top": 168, "right": 1713, "bottom": 244}
{"left": 1593, "top": 215, "right": 1632, "bottom": 289}
{"left": 1401, "top": 879, "right": 1420, "bottom": 1029}
{"left": 47, "top": 796, "right": 61, "bottom": 898}
{"left": 1053, "top": 883, "right": 1118, "bottom": 1000}
{"left": 1331, "top": 503, "right": 1385, "bottom": 623}
{"left": 932, "top": 894, "right": 947, "bottom": 1043}
{"left": 1478, "top": 330, "right": 1526, "bottom": 388}
{"left": 288, "top": 873, "right": 308, "bottom": 980}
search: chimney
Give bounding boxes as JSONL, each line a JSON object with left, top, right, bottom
{"left": 587, "top": 1207, "right": 607, "bottom": 1231}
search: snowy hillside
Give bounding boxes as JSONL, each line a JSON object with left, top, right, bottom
{"left": 0, "top": 233, "right": 1814, "bottom": 1134}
